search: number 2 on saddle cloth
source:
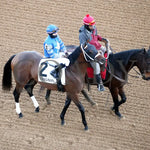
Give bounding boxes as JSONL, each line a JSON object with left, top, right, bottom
{"left": 87, "top": 53, "right": 107, "bottom": 80}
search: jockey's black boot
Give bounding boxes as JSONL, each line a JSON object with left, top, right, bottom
{"left": 95, "top": 74, "right": 105, "bottom": 91}
{"left": 50, "top": 63, "right": 66, "bottom": 92}
{"left": 50, "top": 63, "right": 66, "bottom": 78}
{"left": 57, "top": 80, "right": 65, "bottom": 92}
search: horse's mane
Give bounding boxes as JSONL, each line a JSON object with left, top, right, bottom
{"left": 68, "top": 46, "right": 82, "bottom": 65}
{"left": 109, "top": 48, "right": 144, "bottom": 68}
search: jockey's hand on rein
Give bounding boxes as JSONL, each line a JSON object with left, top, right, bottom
{"left": 65, "top": 52, "right": 69, "bottom": 57}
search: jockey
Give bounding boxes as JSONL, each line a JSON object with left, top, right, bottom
{"left": 44, "top": 24, "right": 67, "bottom": 58}
{"left": 43, "top": 24, "right": 68, "bottom": 91}
{"left": 79, "top": 14, "right": 110, "bottom": 91}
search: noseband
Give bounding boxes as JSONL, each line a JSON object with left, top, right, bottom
{"left": 80, "top": 44, "right": 102, "bottom": 62}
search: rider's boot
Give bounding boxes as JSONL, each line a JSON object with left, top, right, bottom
{"left": 50, "top": 63, "right": 66, "bottom": 92}
{"left": 50, "top": 63, "right": 65, "bottom": 78}
{"left": 95, "top": 74, "right": 105, "bottom": 91}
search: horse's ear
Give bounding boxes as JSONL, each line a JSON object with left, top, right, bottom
{"left": 143, "top": 48, "right": 146, "bottom": 54}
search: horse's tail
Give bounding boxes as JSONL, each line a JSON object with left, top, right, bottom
{"left": 2, "top": 55, "right": 16, "bottom": 90}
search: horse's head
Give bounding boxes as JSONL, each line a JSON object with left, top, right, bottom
{"left": 81, "top": 44, "right": 105, "bottom": 63}
{"left": 135, "top": 48, "right": 150, "bottom": 80}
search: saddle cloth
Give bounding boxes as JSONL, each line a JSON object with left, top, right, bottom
{"left": 38, "top": 58, "right": 70, "bottom": 85}
{"left": 87, "top": 53, "right": 108, "bottom": 80}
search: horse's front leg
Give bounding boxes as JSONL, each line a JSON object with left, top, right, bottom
{"left": 118, "top": 87, "right": 127, "bottom": 107}
{"left": 110, "top": 88, "right": 122, "bottom": 118}
{"left": 60, "top": 95, "right": 71, "bottom": 126}
{"left": 76, "top": 102, "right": 88, "bottom": 130}
{"left": 72, "top": 94, "right": 88, "bottom": 130}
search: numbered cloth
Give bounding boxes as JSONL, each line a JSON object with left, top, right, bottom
{"left": 38, "top": 58, "right": 70, "bottom": 85}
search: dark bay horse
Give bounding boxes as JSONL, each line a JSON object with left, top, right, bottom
{"left": 2, "top": 44, "right": 103, "bottom": 130}
{"left": 45, "top": 46, "right": 150, "bottom": 118}
{"left": 100, "top": 47, "right": 150, "bottom": 118}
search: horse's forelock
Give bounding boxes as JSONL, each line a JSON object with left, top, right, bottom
{"left": 86, "top": 44, "right": 98, "bottom": 56}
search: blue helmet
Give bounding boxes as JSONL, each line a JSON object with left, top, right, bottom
{"left": 46, "top": 24, "right": 59, "bottom": 34}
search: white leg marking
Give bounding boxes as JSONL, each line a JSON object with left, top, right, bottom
{"left": 16, "top": 103, "right": 21, "bottom": 114}
{"left": 31, "top": 96, "right": 39, "bottom": 108}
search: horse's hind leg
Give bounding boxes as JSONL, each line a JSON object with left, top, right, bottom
{"left": 13, "top": 85, "right": 23, "bottom": 118}
{"left": 81, "top": 89, "right": 96, "bottom": 105}
{"left": 24, "top": 79, "right": 39, "bottom": 112}
{"left": 45, "top": 89, "right": 51, "bottom": 105}
{"left": 60, "top": 95, "right": 71, "bottom": 125}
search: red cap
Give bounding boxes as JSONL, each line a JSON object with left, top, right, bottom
{"left": 83, "top": 14, "right": 95, "bottom": 25}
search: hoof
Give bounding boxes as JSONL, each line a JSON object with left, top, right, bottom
{"left": 91, "top": 101, "right": 97, "bottom": 106}
{"left": 61, "top": 119, "right": 65, "bottom": 126}
{"left": 47, "top": 101, "right": 51, "bottom": 105}
{"left": 110, "top": 107, "right": 123, "bottom": 119}
{"left": 84, "top": 125, "right": 88, "bottom": 131}
{"left": 115, "top": 111, "right": 123, "bottom": 119}
{"left": 45, "top": 97, "right": 51, "bottom": 105}
{"left": 35, "top": 106, "right": 40, "bottom": 113}
{"left": 111, "top": 106, "right": 115, "bottom": 110}
{"left": 19, "top": 113, "right": 23, "bottom": 118}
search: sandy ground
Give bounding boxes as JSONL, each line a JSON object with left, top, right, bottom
{"left": 0, "top": 0, "right": 150, "bottom": 149}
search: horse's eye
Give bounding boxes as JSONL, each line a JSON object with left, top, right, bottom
{"left": 89, "top": 50, "right": 93, "bottom": 54}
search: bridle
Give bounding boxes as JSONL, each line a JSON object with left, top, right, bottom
{"left": 128, "top": 68, "right": 143, "bottom": 79}
{"left": 105, "top": 61, "right": 128, "bottom": 83}
{"left": 80, "top": 44, "right": 101, "bottom": 62}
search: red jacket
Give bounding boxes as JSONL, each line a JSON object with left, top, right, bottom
{"left": 89, "top": 28, "right": 102, "bottom": 50}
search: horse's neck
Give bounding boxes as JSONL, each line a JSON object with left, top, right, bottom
{"left": 74, "top": 53, "right": 88, "bottom": 76}
{"left": 126, "top": 61, "right": 135, "bottom": 72}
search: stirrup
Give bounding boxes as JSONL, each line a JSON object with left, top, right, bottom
{"left": 97, "top": 84, "right": 105, "bottom": 91}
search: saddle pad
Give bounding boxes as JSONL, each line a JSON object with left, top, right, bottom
{"left": 87, "top": 53, "right": 108, "bottom": 80}
{"left": 38, "top": 58, "right": 70, "bottom": 85}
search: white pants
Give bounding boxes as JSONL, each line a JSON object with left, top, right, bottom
{"left": 90, "top": 61, "right": 100, "bottom": 75}
{"left": 90, "top": 46, "right": 106, "bottom": 75}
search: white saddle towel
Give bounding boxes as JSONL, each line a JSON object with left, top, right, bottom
{"left": 38, "top": 58, "right": 70, "bottom": 85}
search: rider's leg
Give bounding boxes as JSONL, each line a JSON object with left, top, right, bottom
{"left": 50, "top": 63, "right": 66, "bottom": 78}
{"left": 90, "top": 62, "right": 105, "bottom": 91}
{"left": 50, "top": 63, "right": 66, "bottom": 92}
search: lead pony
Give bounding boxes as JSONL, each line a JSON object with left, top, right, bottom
{"left": 2, "top": 44, "right": 104, "bottom": 130}
{"left": 45, "top": 46, "right": 150, "bottom": 118}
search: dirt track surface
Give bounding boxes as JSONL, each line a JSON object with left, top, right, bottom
{"left": 0, "top": 0, "right": 150, "bottom": 150}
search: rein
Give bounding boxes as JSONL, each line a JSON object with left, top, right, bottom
{"left": 128, "top": 68, "right": 143, "bottom": 79}
{"left": 105, "top": 61, "right": 128, "bottom": 83}
{"left": 81, "top": 44, "right": 96, "bottom": 62}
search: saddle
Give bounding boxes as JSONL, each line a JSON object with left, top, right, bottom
{"left": 86, "top": 53, "right": 108, "bottom": 84}
{"left": 38, "top": 58, "right": 70, "bottom": 92}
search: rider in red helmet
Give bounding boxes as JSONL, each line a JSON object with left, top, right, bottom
{"left": 79, "top": 14, "right": 110, "bottom": 91}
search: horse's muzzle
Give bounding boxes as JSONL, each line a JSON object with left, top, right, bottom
{"left": 142, "top": 72, "right": 150, "bottom": 80}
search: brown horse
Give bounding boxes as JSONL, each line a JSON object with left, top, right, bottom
{"left": 2, "top": 44, "right": 104, "bottom": 130}
{"left": 45, "top": 46, "right": 150, "bottom": 118}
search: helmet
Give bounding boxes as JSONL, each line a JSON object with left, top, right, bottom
{"left": 46, "top": 24, "right": 59, "bottom": 34}
{"left": 83, "top": 14, "right": 95, "bottom": 25}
